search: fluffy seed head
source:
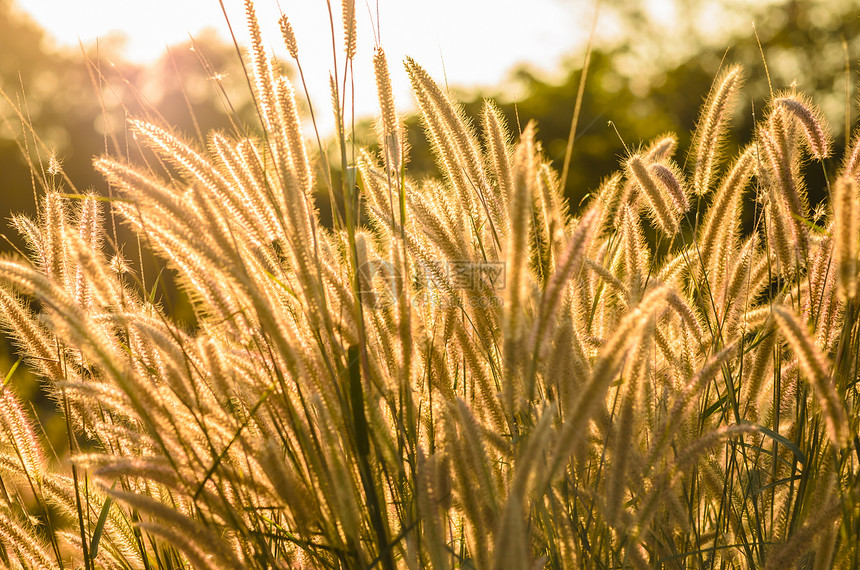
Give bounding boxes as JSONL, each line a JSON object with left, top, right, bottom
{"left": 373, "top": 47, "right": 402, "bottom": 173}
{"left": 342, "top": 0, "right": 356, "bottom": 60}
{"left": 842, "top": 125, "right": 860, "bottom": 180}
{"left": 834, "top": 176, "right": 859, "bottom": 300}
{"left": 644, "top": 133, "right": 678, "bottom": 162}
{"left": 373, "top": 48, "right": 397, "bottom": 135}
{"left": 650, "top": 162, "right": 689, "bottom": 213}
{"left": 279, "top": 15, "right": 298, "bottom": 58}
{"left": 772, "top": 304, "right": 848, "bottom": 449}
{"left": 775, "top": 94, "right": 832, "bottom": 160}
{"left": 628, "top": 154, "right": 679, "bottom": 235}
{"left": 691, "top": 65, "right": 743, "bottom": 195}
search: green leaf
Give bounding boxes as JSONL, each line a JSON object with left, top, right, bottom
{"left": 263, "top": 270, "right": 297, "bottom": 298}
{"left": 745, "top": 421, "right": 807, "bottom": 465}
{"left": 2, "top": 358, "right": 21, "bottom": 391}
{"left": 149, "top": 267, "right": 166, "bottom": 305}
{"left": 790, "top": 212, "right": 827, "bottom": 235}
{"left": 60, "top": 193, "right": 133, "bottom": 204}
{"left": 89, "top": 482, "right": 117, "bottom": 560}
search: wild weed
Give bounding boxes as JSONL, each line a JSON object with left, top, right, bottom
{"left": 0, "top": 1, "right": 858, "bottom": 568}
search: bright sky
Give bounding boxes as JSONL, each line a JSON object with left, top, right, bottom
{"left": 15, "top": 0, "right": 596, "bottom": 132}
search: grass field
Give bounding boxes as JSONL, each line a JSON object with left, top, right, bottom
{"left": 0, "top": 0, "right": 858, "bottom": 568}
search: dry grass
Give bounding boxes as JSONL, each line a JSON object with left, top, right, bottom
{"left": 0, "top": 1, "right": 858, "bottom": 568}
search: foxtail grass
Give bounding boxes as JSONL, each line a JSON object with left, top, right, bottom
{"left": 0, "top": 2, "right": 858, "bottom": 568}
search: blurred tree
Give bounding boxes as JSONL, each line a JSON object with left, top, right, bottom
{"left": 0, "top": 1, "right": 269, "bottom": 326}
{"left": 400, "top": 0, "right": 860, "bottom": 210}
{"left": 0, "top": 1, "right": 261, "bottom": 220}
{"left": 0, "top": 0, "right": 269, "bottom": 446}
